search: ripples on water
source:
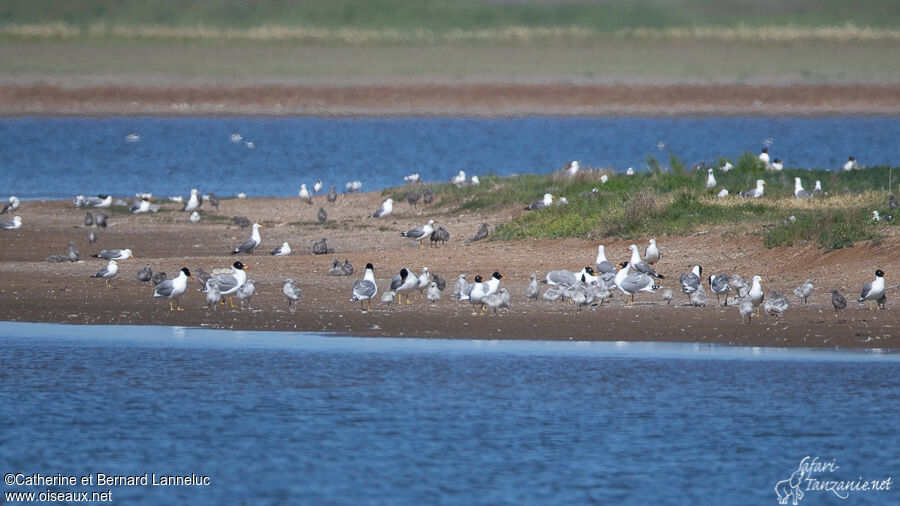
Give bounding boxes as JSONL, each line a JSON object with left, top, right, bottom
{"left": 1, "top": 323, "right": 899, "bottom": 504}
{"left": 1, "top": 116, "right": 899, "bottom": 199}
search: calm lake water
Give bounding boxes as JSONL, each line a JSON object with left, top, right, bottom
{"left": 1, "top": 116, "right": 899, "bottom": 199}
{"left": 1, "top": 322, "right": 898, "bottom": 504}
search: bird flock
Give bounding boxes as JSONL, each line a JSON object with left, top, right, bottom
{"left": 2, "top": 151, "right": 894, "bottom": 327}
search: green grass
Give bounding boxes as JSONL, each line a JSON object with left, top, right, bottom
{"left": 2, "top": 1, "right": 899, "bottom": 32}
{"left": 383, "top": 160, "right": 899, "bottom": 249}
{"left": 3, "top": 38, "right": 896, "bottom": 82}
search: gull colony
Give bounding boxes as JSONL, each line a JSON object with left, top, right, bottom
{"left": 5, "top": 156, "right": 893, "bottom": 323}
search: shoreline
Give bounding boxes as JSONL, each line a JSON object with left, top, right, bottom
{"left": 1, "top": 197, "right": 898, "bottom": 349}
{"left": 2, "top": 83, "right": 899, "bottom": 117}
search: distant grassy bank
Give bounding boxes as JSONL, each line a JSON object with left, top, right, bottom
{"left": 385, "top": 156, "right": 899, "bottom": 250}
{"left": 3, "top": 0, "right": 899, "bottom": 32}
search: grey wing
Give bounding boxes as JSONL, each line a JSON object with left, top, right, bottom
{"left": 212, "top": 274, "right": 238, "bottom": 293}
{"left": 859, "top": 281, "right": 873, "bottom": 300}
{"left": 402, "top": 226, "right": 425, "bottom": 238}
{"left": 390, "top": 274, "right": 402, "bottom": 290}
{"left": 620, "top": 274, "right": 651, "bottom": 293}
{"left": 738, "top": 189, "right": 756, "bottom": 197}
{"left": 711, "top": 275, "right": 730, "bottom": 293}
{"left": 154, "top": 279, "right": 175, "bottom": 297}
{"left": 285, "top": 284, "right": 302, "bottom": 300}
{"left": 235, "top": 239, "right": 255, "bottom": 252}
{"left": 595, "top": 261, "right": 617, "bottom": 274}
{"left": 797, "top": 190, "right": 812, "bottom": 199}
{"left": 461, "top": 282, "right": 473, "bottom": 296}
{"left": 546, "top": 270, "right": 576, "bottom": 285}
{"left": 0, "top": 220, "right": 13, "bottom": 229}
{"left": 91, "top": 266, "right": 111, "bottom": 278}
{"left": 353, "top": 279, "right": 376, "bottom": 299}
{"left": 679, "top": 273, "right": 699, "bottom": 292}
{"left": 372, "top": 207, "right": 385, "bottom": 218}
{"left": 600, "top": 272, "right": 616, "bottom": 286}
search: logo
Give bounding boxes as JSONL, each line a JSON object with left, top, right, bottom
{"left": 775, "top": 457, "right": 892, "bottom": 504}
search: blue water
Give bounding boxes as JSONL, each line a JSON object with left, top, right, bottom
{"left": 1, "top": 116, "right": 899, "bottom": 199}
{"left": 2, "top": 323, "right": 899, "bottom": 505}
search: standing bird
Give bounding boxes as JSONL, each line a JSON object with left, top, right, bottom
{"left": 764, "top": 290, "right": 790, "bottom": 318}
{"left": 0, "top": 216, "right": 22, "bottom": 230}
{"left": 327, "top": 185, "right": 338, "bottom": 204}
{"left": 415, "top": 267, "right": 432, "bottom": 299}
{"left": 748, "top": 276, "right": 764, "bottom": 317}
{"left": 643, "top": 239, "right": 660, "bottom": 265}
{"left": 662, "top": 289, "right": 674, "bottom": 307}
{"left": 400, "top": 220, "right": 435, "bottom": 249}
{"left": 88, "top": 231, "right": 97, "bottom": 243}
{"left": 813, "top": 181, "right": 824, "bottom": 196}
{"left": 739, "top": 299, "right": 754, "bottom": 324}
{"left": 830, "top": 289, "right": 847, "bottom": 317}
{"left": 430, "top": 226, "right": 449, "bottom": 247}
{"left": 2, "top": 196, "right": 20, "bottom": 214}
{"left": 467, "top": 223, "right": 490, "bottom": 244}
{"left": 857, "top": 269, "right": 886, "bottom": 310}
{"left": 207, "top": 192, "right": 219, "bottom": 211}
{"left": 889, "top": 194, "right": 898, "bottom": 210}
{"left": 595, "top": 245, "right": 617, "bottom": 275}
{"left": 793, "top": 178, "right": 812, "bottom": 199}
{"left": 422, "top": 189, "right": 434, "bottom": 206}
{"left": 372, "top": 198, "right": 393, "bottom": 218}
{"left": 66, "top": 242, "right": 80, "bottom": 262}
{"left": 84, "top": 212, "right": 94, "bottom": 227}
{"left": 793, "top": 279, "right": 814, "bottom": 304}
{"left": 406, "top": 191, "right": 421, "bottom": 208}
{"left": 451, "top": 170, "right": 467, "bottom": 186}
{"left": 270, "top": 242, "right": 291, "bottom": 257}
{"left": 298, "top": 184, "right": 312, "bottom": 204}
{"left": 136, "top": 264, "right": 153, "bottom": 283}
{"left": 689, "top": 287, "right": 708, "bottom": 307}
{"left": 680, "top": 265, "right": 703, "bottom": 301}
{"left": 282, "top": 279, "right": 302, "bottom": 311}
{"left": 627, "top": 244, "right": 664, "bottom": 278}
{"left": 758, "top": 147, "right": 770, "bottom": 167}
{"left": 453, "top": 274, "right": 470, "bottom": 298}
{"left": 526, "top": 274, "right": 541, "bottom": 300}
{"left": 94, "top": 213, "right": 108, "bottom": 228}
{"left": 739, "top": 179, "right": 766, "bottom": 198}
{"left": 205, "top": 282, "right": 221, "bottom": 310}
{"left": 381, "top": 290, "right": 397, "bottom": 310}
{"left": 313, "top": 180, "right": 323, "bottom": 194}
{"left": 317, "top": 207, "right": 327, "bottom": 222}
{"left": 431, "top": 272, "right": 446, "bottom": 291}
{"left": 351, "top": 263, "right": 378, "bottom": 311}
{"left": 236, "top": 279, "right": 256, "bottom": 309}
{"left": 151, "top": 271, "right": 167, "bottom": 286}
{"left": 426, "top": 282, "right": 441, "bottom": 304}
{"left": 614, "top": 262, "right": 660, "bottom": 305}
{"left": 91, "top": 260, "right": 118, "bottom": 287}
{"left": 709, "top": 274, "right": 731, "bottom": 306}
{"left": 232, "top": 223, "right": 263, "bottom": 255}
{"left": 151, "top": 267, "right": 193, "bottom": 311}
{"left": 705, "top": 168, "right": 716, "bottom": 189}
{"left": 404, "top": 173, "right": 420, "bottom": 184}
{"left": 182, "top": 189, "right": 201, "bottom": 212}
{"left": 391, "top": 268, "right": 419, "bottom": 304}
{"left": 207, "top": 261, "right": 248, "bottom": 308}
{"left": 842, "top": 156, "right": 858, "bottom": 171}
{"left": 312, "top": 237, "right": 329, "bottom": 255}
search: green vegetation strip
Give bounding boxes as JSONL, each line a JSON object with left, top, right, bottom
{"left": 384, "top": 154, "right": 899, "bottom": 250}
